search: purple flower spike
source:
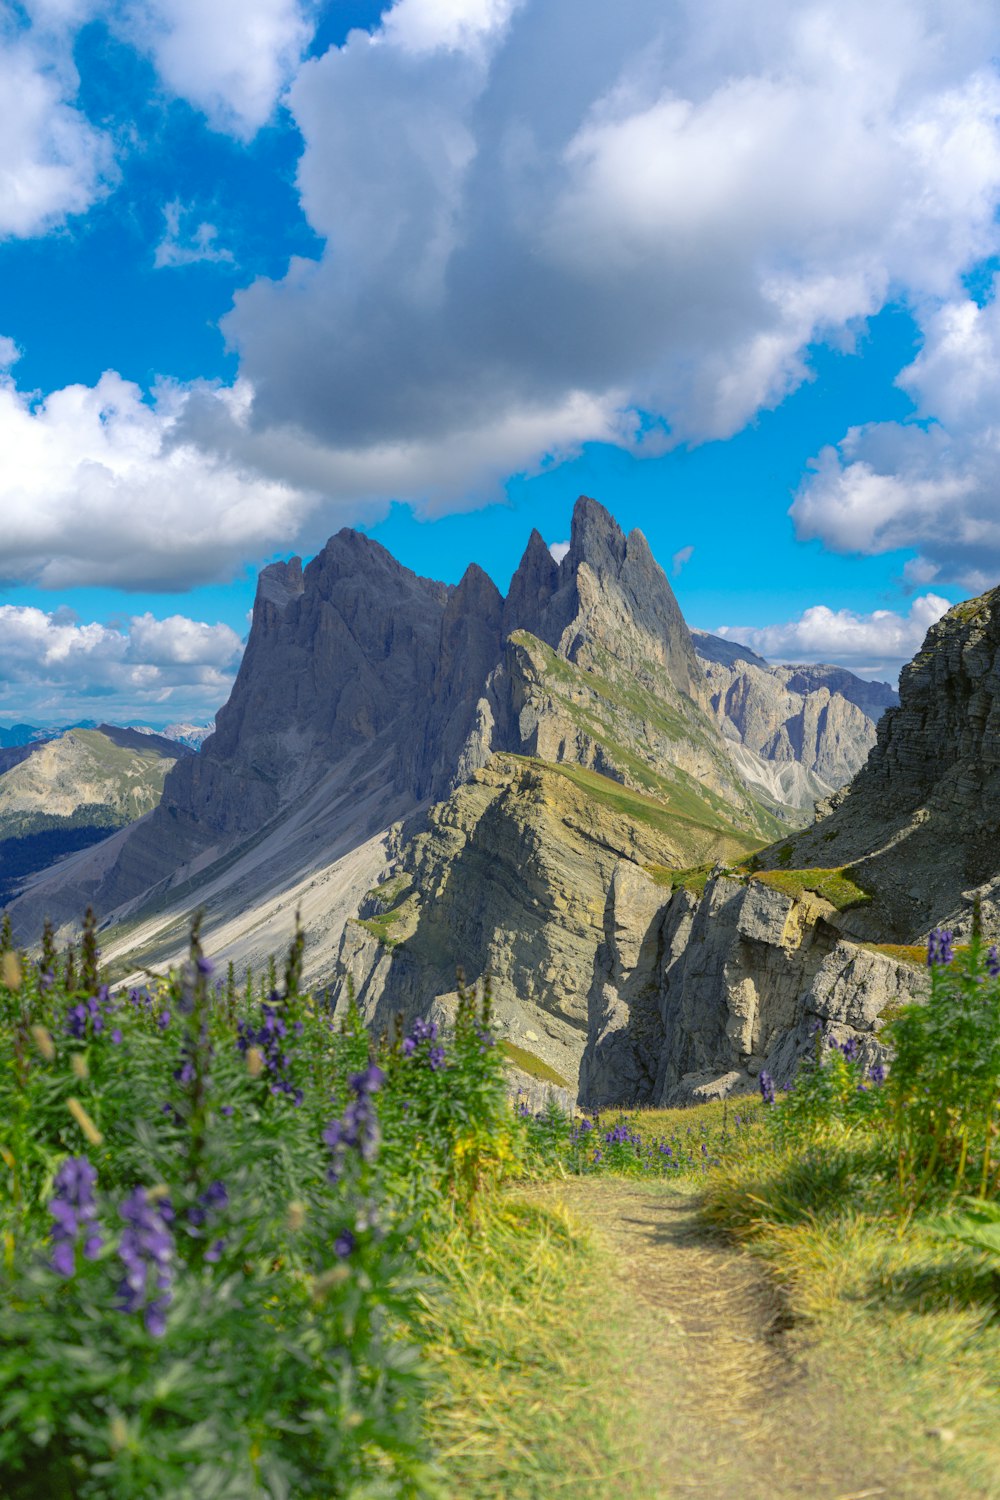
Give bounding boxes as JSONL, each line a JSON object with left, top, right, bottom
{"left": 324, "top": 1066, "right": 383, "bottom": 1182}
{"left": 49, "top": 1156, "right": 102, "bottom": 1276}
{"left": 926, "top": 928, "right": 955, "bottom": 967}
{"left": 117, "top": 1188, "right": 175, "bottom": 1337}
{"left": 759, "top": 1071, "right": 776, "bottom": 1106}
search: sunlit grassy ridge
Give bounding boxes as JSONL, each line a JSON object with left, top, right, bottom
{"left": 506, "top": 630, "right": 787, "bottom": 843}
{"left": 745, "top": 864, "right": 874, "bottom": 910}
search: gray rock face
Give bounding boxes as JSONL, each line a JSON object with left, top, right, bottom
{"left": 579, "top": 871, "right": 925, "bottom": 1108}
{"left": 541, "top": 498, "right": 705, "bottom": 700}
{"left": 333, "top": 752, "right": 766, "bottom": 1085}
{"left": 756, "top": 586, "right": 1000, "bottom": 941}
{"left": 692, "top": 631, "right": 898, "bottom": 811}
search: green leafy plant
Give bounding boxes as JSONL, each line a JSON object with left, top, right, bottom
{"left": 0, "top": 913, "right": 509, "bottom": 1497}
{"left": 886, "top": 925, "right": 1000, "bottom": 1209}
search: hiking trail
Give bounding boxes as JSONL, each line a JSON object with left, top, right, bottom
{"left": 530, "top": 1180, "right": 973, "bottom": 1500}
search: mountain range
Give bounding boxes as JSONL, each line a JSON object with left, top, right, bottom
{"left": 6, "top": 498, "right": 907, "bottom": 1094}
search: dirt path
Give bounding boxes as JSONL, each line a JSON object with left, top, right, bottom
{"left": 529, "top": 1179, "right": 970, "bottom": 1500}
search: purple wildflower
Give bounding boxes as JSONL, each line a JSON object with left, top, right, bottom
{"left": 324, "top": 1065, "right": 383, "bottom": 1182}
{"left": 927, "top": 928, "right": 955, "bottom": 967}
{"left": 987, "top": 946, "right": 1000, "bottom": 979}
{"left": 334, "top": 1230, "right": 356, "bottom": 1258}
{"left": 869, "top": 1063, "right": 886, "bottom": 1086}
{"left": 64, "top": 987, "right": 113, "bottom": 1040}
{"left": 117, "top": 1188, "right": 175, "bottom": 1337}
{"left": 759, "top": 1071, "right": 776, "bottom": 1106}
{"left": 237, "top": 1001, "right": 303, "bottom": 1104}
{"left": 187, "top": 1180, "right": 228, "bottom": 1260}
{"left": 49, "top": 1156, "right": 103, "bottom": 1276}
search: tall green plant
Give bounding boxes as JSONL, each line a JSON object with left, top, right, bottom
{"left": 886, "top": 924, "right": 1000, "bottom": 1209}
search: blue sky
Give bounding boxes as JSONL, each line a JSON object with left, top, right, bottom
{"left": 2, "top": 0, "right": 999, "bottom": 726}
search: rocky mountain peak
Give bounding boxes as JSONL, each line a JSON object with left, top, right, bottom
{"left": 531, "top": 496, "right": 701, "bottom": 699}
{"left": 564, "top": 493, "right": 628, "bottom": 574}
{"left": 502, "top": 528, "right": 559, "bottom": 640}
{"left": 255, "top": 557, "right": 304, "bottom": 619}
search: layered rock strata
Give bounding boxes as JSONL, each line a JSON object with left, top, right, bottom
{"left": 580, "top": 867, "right": 925, "bottom": 1107}
{"left": 334, "top": 754, "right": 765, "bottom": 1081}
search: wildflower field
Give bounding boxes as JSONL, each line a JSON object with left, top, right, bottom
{"left": 2, "top": 911, "right": 999, "bottom": 1497}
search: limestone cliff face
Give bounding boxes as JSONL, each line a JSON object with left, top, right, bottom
{"left": 579, "top": 869, "right": 924, "bottom": 1108}
{"left": 692, "top": 632, "right": 897, "bottom": 812}
{"left": 336, "top": 756, "right": 764, "bottom": 1082}
{"left": 754, "top": 587, "right": 1000, "bottom": 941}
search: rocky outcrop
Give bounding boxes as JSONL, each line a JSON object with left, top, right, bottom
{"left": 580, "top": 868, "right": 925, "bottom": 1107}
{"left": 334, "top": 756, "right": 763, "bottom": 1083}
{"left": 692, "top": 631, "right": 897, "bottom": 811}
{"left": 753, "top": 587, "right": 1000, "bottom": 941}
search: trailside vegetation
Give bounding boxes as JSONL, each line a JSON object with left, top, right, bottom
{"left": 2, "top": 912, "right": 999, "bottom": 1495}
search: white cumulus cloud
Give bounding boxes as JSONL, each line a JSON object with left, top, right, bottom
{"left": 6, "top": 0, "right": 1000, "bottom": 584}
{"left": 0, "top": 604, "right": 244, "bottom": 720}
{"left": 0, "top": 364, "right": 319, "bottom": 589}
{"left": 118, "top": 0, "right": 314, "bottom": 139}
{"left": 714, "top": 593, "right": 952, "bottom": 680}
{"left": 793, "top": 286, "right": 1000, "bottom": 589}
{"left": 0, "top": 29, "right": 114, "bottom": 239}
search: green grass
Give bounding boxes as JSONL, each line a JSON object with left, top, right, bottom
{"left": 747, "top": 865, "right": 873, "bottom": 911}
{"left": 862, "top": 941, "right": 971, "bottom": 969}
{"left": 700, "top": 1128, "right": 1000, "bottom": 1498}
{"left": 421, "top": 1197, "right": 645, "bottom": 1499}
{"left": 356, "top": 913, "right": 402, "bottom": 946}
{"left": 516, "top": 755, "right": 763, "bottom": 856}
{"left": 500, "top": 1041, "right": 573, "bottom": 1090}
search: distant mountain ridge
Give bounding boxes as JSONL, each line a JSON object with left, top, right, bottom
{"left": 0, "top": 726, "right": 189, "bottom": 905}
{"left": 691, "top": 630, "right": 898, "bottom": 814}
